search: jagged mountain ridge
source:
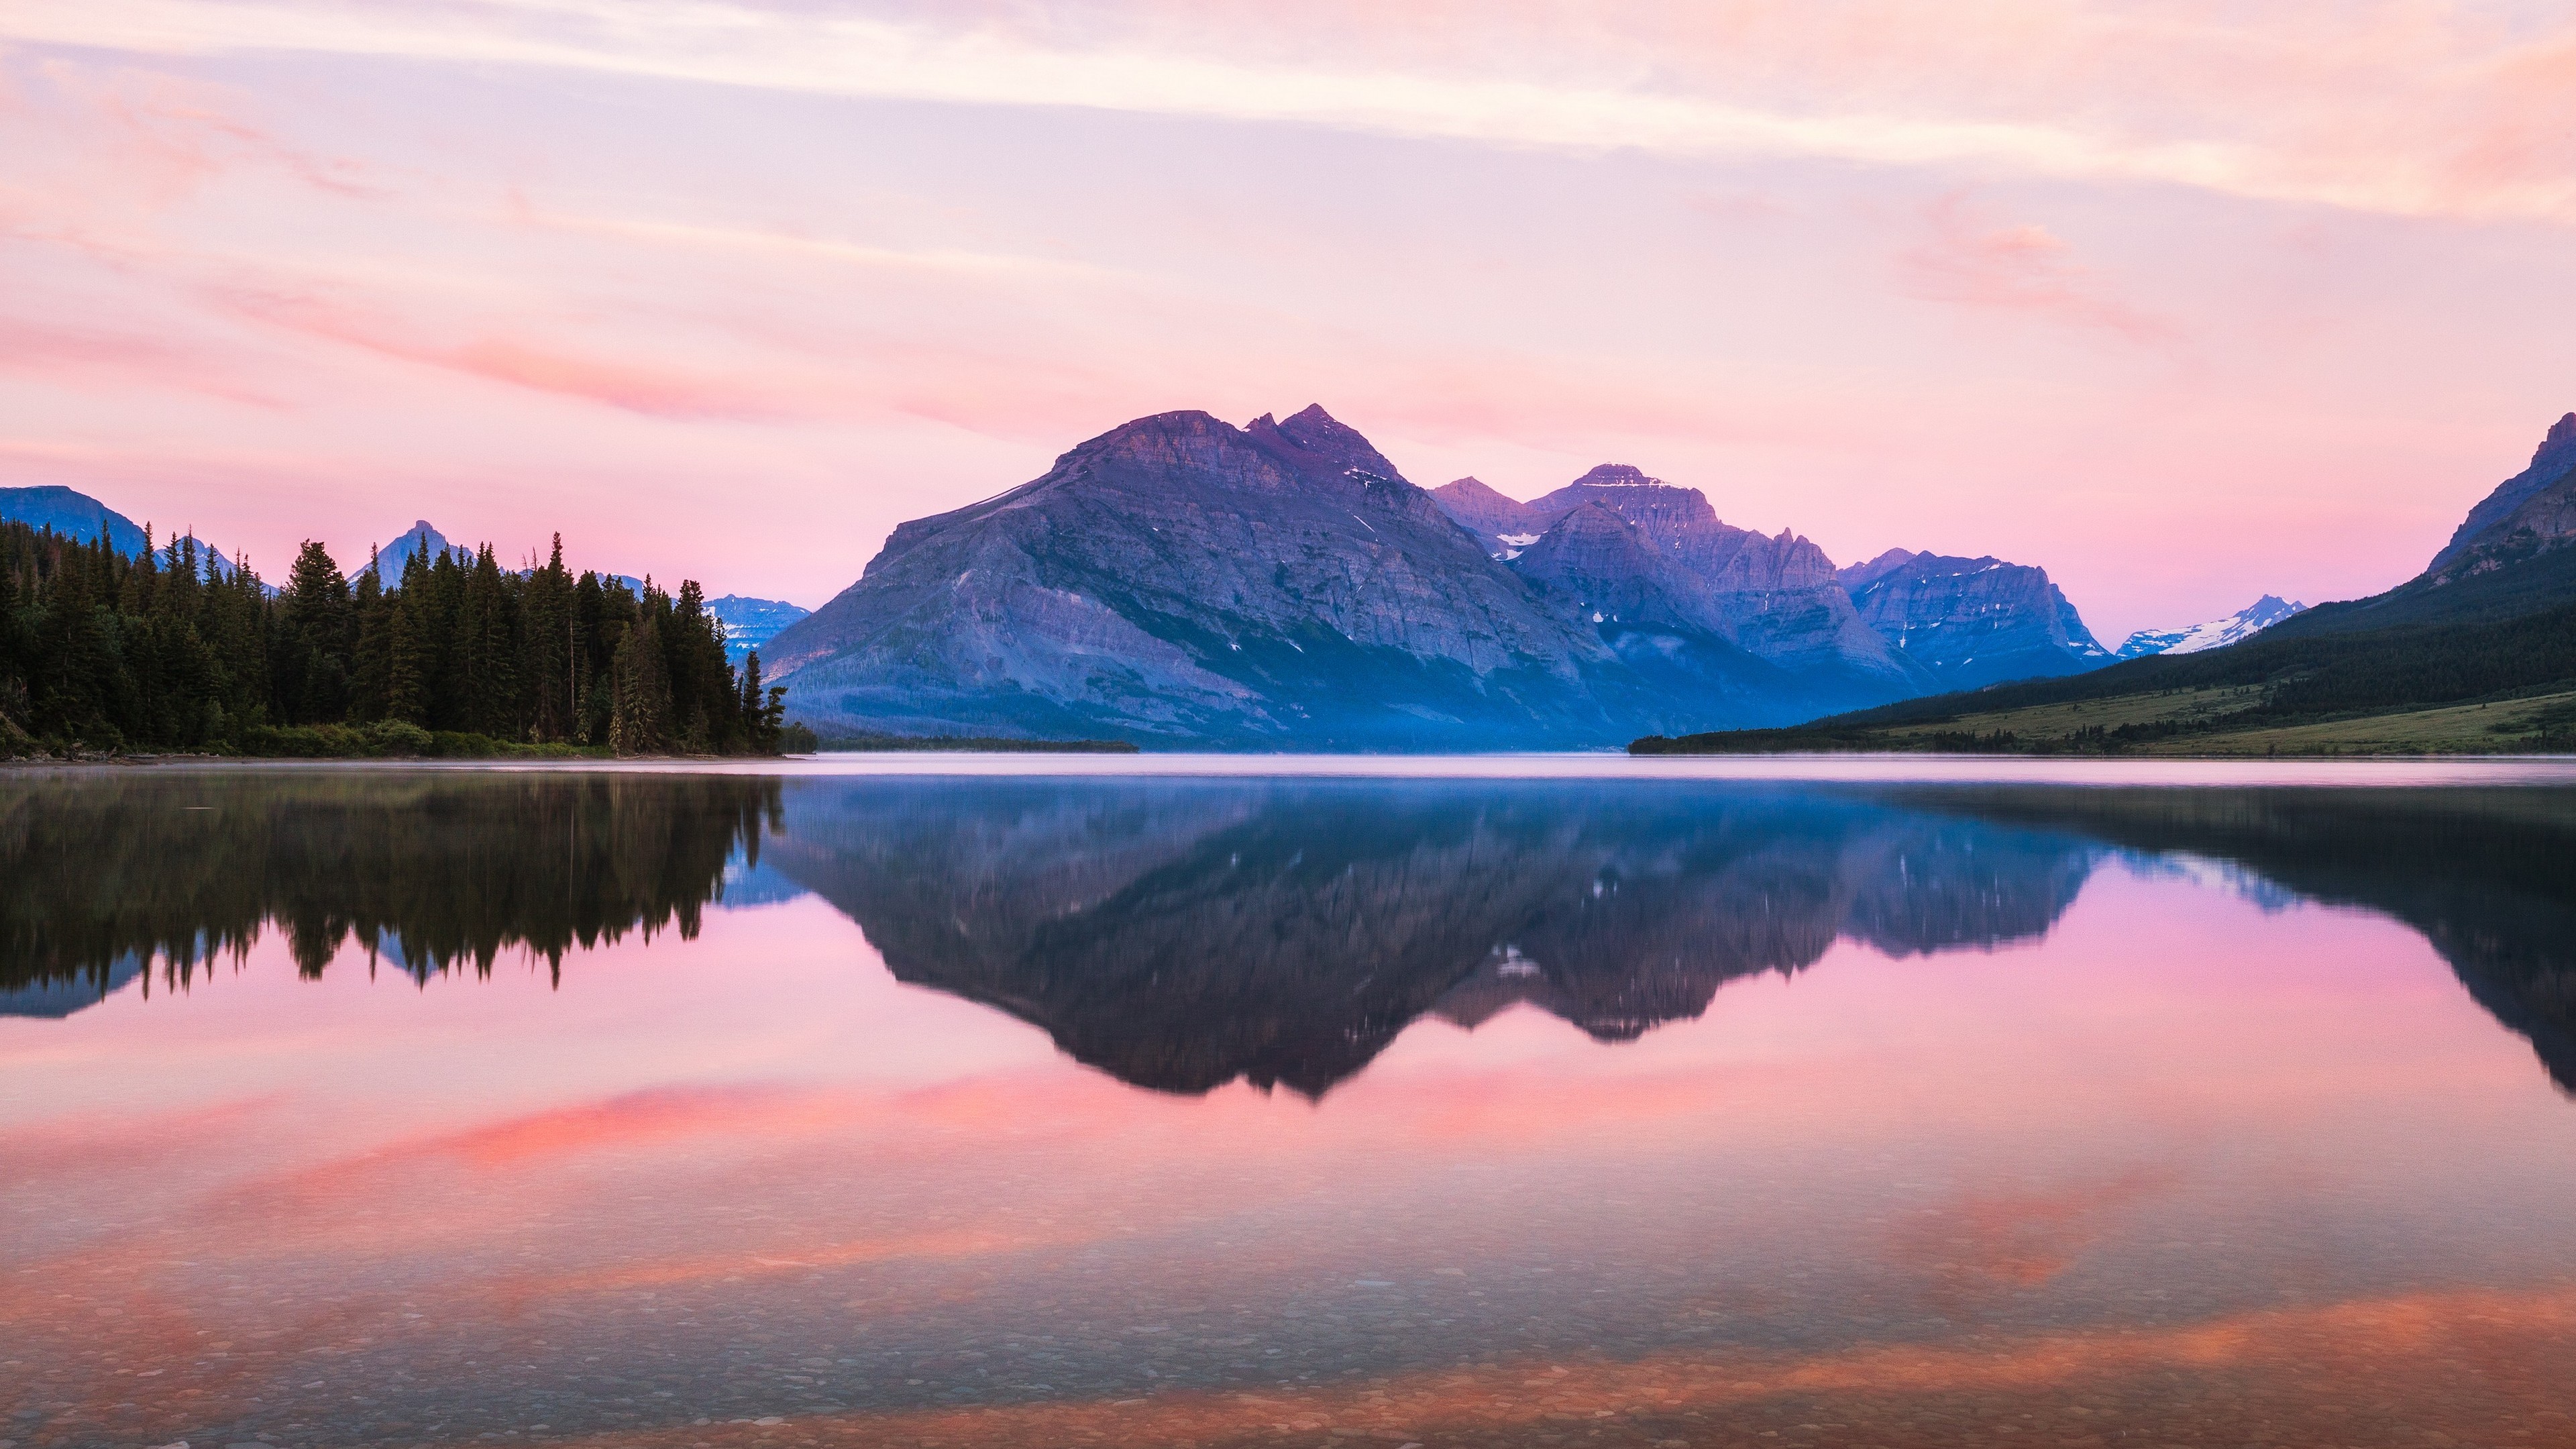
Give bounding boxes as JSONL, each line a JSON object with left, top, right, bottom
{"left": 767, "top": 407, "right": 1872, "bottom": 747}
{"left": 1434, "top": 465, "right": 1929, "bottom": 703}
{"left": 767, "top": 405, "right": 2152, "bottom": 747}
{"left": 1835, "top": 549, "right": 2111, "bottom": 689}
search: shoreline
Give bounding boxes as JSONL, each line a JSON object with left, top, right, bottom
{"left": 11, "top": 751, "right": 2576, "bottom": 786}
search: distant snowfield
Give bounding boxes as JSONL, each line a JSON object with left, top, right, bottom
{"left": 2118, "top": 595, "right": 2308, "bottom": 658}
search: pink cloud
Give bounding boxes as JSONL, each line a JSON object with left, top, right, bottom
{"left": 1896, "top": 195, "right": 2176, "bottom": 344}
{"left": 201, "top": 281, "right": 800, "bottom": 421}
{"left": 0, "top": 311, "right": 286, "bottom": 406}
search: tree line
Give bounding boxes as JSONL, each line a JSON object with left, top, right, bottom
{"left": 0, "top": 519, "right": 794, "bottom": 756}
{"left": 1, "top": 771, "right": 783, "bottom": 987}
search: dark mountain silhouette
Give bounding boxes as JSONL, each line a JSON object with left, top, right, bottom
{"left": 761, "top": 780, "right": 2101, "bottom": 1095}
{"left": 1880, "top": 784, "right": 2576, "bottom": 1093}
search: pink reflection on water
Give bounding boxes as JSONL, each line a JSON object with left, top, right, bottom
{"left": 3, "top": 863, "right": 2574, "bottom": 1446}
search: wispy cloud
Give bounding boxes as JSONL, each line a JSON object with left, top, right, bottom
{"left": 201, "top": 279, "right": 802, "bottom": 419}
{"left": 1896, "top": 195, "right": 2176, "bottom": 343}
{"left": 12, "top": 1, "right": 2576, "bottom": 223}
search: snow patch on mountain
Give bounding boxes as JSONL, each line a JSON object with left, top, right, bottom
{"left": 2116, "top": 595, "right": 2306, "bottom": 658}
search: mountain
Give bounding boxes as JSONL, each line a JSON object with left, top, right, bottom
{"left": 705, "top": 594, "right": 810, "bottom": 666}
{"left": 1505, "top": 502, "right": 1843, "bottom": 720}
{"left": 360, "top": 520, "right": 458, "bottom": 582}
{"left": 0, "top": 484, "right": 237, "bottom": 579}
{"left": 2428, "top": 413, "right": 2576, "bottom": 578}
{"left": 766, "top": 406, "right": 1845, "bottom": 749}
{"left": 1434, "top": 464, "right": 1933, "bottom": 705}
{"left": 1835, "top": 549, "right": 2112, "bottom": 688}
{"left": 1431, "top": 476, "right": 1548, "bottom": 554}
{"left": 2116, "top": 595, "right": 2308, "bottom": 658}
{"left": 1640, "top": 411, "right": 2576, "bottom": 757}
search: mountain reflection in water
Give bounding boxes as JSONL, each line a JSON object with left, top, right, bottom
{"left": 11, "top": 767, "right": 2576, "bottom": 1449}
{"left": 8, "top": 771, "right": 2575, "bottom": 1099}
{"left": 765, "top": 782, "right": 2100, "bottom": 1095}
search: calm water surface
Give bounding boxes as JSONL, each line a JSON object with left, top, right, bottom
{"left": 5, "top": 759, "right": 2576, "bottom": 1449}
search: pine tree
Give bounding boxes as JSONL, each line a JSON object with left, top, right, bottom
{"left": 521, "top": 534, "right": 574, "bottom": 742}
{"left": 278, "top": 540, "right": 353, "bottom": 724}
{"left": 350, "top": 551, "right": 391, "bottom": 721}
{"left": 384, "top": 549, "right": 432, "bottom": 727}
{"left": 608, "top": 614, "right": 669, "bottom": 756}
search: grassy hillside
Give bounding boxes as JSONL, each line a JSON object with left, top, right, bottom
{"left": 1635, "top": 578, "right": 2576, "bottom": 756}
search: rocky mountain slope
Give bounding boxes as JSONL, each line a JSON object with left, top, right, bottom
{"left": 2428, "top": 413, "right": 2576, "bottom": 578}
{"left": 1835, "top": 549, "right": 2112, "bottom": 688}
{"left": 1642, "top": 411, "right": 2576, "bottom": 757}
{"left": 1433, "top": 466, "right": 1928, "bottom": 706}
{"left": 766, "top": 407, "right": 1867, "bottom": 747}
{"left": 2116, "top": 595, "right": 2307, "bottom": 658}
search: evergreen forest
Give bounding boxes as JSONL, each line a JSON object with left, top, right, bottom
{"left": 0, "top": 519, "right": 793, "bottom": 757}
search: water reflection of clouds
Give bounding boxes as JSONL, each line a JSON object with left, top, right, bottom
{"left": 8, "top": 774, "right": 2576, "bottom": 1447}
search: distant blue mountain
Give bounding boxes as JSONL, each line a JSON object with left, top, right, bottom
{"left": 0, "top": 955, "right": 142, "bottom": 1019}
{"left": 0, "top": 484, "right": 239, "bottom": 579}
{"left": 359, "top": 519, "right": 460, "bottom": 583}
{"left": 707, "top": 594, "right": 812, "bottom": 666}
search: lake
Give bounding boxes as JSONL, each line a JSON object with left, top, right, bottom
{"left": 6, "top": 757, "right": 2576, "bottom": 1449}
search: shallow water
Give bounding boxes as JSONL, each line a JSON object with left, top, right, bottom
{"left": 5, "top": 761, "right": 2576, "bottom": 1448}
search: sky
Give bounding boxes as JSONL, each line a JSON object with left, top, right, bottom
{"left": 3, "top": 1, "right": 2573, "bottom": 641}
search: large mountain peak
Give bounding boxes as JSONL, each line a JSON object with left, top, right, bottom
{"left": 1568, "top": 464, "right": 1663, "bottom": 488}
{"left": 1246, "top": 403, "right": 1409, "bottom": 486}
{"left": 1532, "top": 466, "right": 1722, "bottom": 534}
{"left": 1842, "top": 550, "right": 2111, "bottom": 688}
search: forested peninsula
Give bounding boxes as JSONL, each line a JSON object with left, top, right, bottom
{"left": 0, "top": 520, "right": 802, "bottom": 759}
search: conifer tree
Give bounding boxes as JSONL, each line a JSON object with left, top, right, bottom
{"left": 0, "top": 521, "right": 786, "bottom": 758}
{"left": 278, "top": 540, "right": 354, "bottom": 724}
{"left": 609, "top": 613, "right": 670, "bottom": 755}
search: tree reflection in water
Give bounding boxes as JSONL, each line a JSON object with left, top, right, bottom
{"left": 7, "top": 770, "right": 2575, "bottom": 1099}
{"left": 0, "top": 770, "right": 783, "bottom": 996}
